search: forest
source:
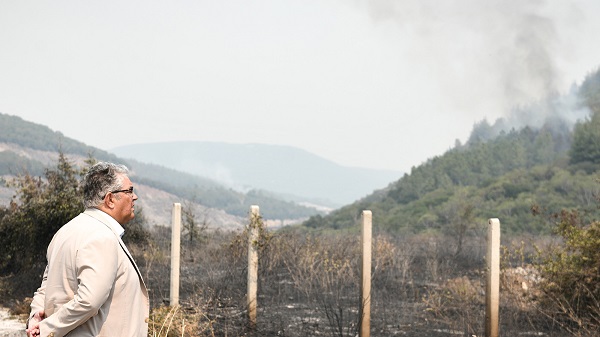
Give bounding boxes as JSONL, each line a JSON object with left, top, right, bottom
{"left": 305, "top": 68, "right": 600, "bottom": 236}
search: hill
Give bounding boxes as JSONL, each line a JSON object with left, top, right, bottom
{"left": 111, "top": 142, "right": 401, "bottom": 208}
{"left": 0, "top": 114, "right": 323, "bottom": 227}
{"left": 302, "top": 68, "right": 600, "bottom": 235}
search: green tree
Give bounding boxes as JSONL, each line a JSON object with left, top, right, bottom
{"left": 535, "top": 208, "right": 600, "bottom": 334}
{"left": 532, "top": 129, "right": 557, "bottom": 164}
{"left": 437, "top": 188, "right": 478, "bottom": 256}
{"left": 579, "top": 68, "right": 600, "bottom": 113}
{"left": 569, "top": 111, "right": 600, "bottom": 166}
{"left": 0, "top": 152, "right": 83, "bottom": 274}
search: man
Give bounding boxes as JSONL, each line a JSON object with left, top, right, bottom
{"left": 26, "top": 162, "right": 149, "bottom": 337}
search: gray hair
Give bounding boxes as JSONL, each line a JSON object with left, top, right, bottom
{"left": 83, "top": 162, "right": 129, "bottom": 208}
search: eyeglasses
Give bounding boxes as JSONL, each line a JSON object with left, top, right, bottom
{"left": 110, "top": 186, "right": 134, "bottom": 195}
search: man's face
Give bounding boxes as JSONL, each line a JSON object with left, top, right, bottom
{"left": 112, "top": 175, "right": 138, "bottom": 225}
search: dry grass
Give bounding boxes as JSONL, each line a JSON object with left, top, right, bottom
{"left": 133, "top": 227, "right": 591, "bottom": 337}
{"left": 3, "top": 226, "right": 593, "bottom": 337}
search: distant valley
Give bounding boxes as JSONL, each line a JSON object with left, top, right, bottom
{"left": 0, "top": 113, "right": 402, "bottom": 230}
{"left": 111, "top": 142, "right": 402, "bottom": 208}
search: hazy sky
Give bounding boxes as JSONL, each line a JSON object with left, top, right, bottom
{"left": 1, "top": 0, "right": 599, "bottom": 171}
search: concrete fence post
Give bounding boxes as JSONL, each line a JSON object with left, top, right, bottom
{"left": 486, "top": 218, "right": 501, "bottom": 337}
{"left": 360, "top": 210, "right": 372, "bottom": 337}
{"left": 170, "top": 203, "right": 181, "bottom": 306}
{"left": 247, "top": 205, "right": 260, "bottom": 329}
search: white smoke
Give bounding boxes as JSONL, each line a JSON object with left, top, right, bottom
{"left": 357, "top": 0, "right": 591, "bottom": 128}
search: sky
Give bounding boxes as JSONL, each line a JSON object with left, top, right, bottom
{"left": 1, "top": 0, "right": 599, "bottom": 172}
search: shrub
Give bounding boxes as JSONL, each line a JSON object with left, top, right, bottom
{"left": 535, "top": 209, "right": 600, "bottom": 335}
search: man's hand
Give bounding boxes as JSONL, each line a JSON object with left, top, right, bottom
{"left": 26, "top": 310, "right": 45, "bottom": 337}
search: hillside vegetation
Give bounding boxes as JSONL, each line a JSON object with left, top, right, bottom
{"left": 0, "top": 114, "right": 320, "bottom": 220}
{"left": 2, "top": 152, "right": 598, "bottom": 336}
{"left": 304, "top": 68, "right": 600, "bottom": 235}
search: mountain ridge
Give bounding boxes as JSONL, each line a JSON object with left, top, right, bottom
{"left": 302, "top": 68, "right": 600, "bottom": 234}
{"left": 111, "top": 141, "right": 401, "bottom": 207}
{"left": 0, "top": 113, "right": 325, "bottom": 226}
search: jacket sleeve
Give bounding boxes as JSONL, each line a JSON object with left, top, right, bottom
{"left": 39, "top": 233, "right": 119, "bottom": 337}
{"left": 28, "top": 265, "right": 48, "bottom": 324}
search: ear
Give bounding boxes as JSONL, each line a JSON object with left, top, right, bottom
{"left": 103, "top": 192, "right": 116, "bottom": 209}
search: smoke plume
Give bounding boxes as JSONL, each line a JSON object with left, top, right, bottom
{"left": 361, "top": 0, "right": 590, "bottom": 130}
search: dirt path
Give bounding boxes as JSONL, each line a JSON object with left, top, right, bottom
{"left": 0, "top": 308, "right": 25, "bottom": 337}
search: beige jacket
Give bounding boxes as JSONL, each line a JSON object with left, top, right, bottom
{"left": 30, "top": 208, "right": 149, "bottom": 337}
